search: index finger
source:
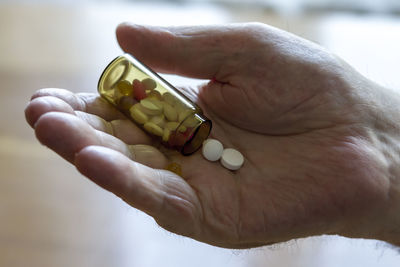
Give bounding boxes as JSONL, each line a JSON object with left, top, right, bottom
{"left": 31, "top": 88, "right": 126, "bottom": 121}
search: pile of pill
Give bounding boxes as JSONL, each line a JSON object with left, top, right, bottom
{"left": 202, "top": 139, "right": 244, "bottom": 171}
{"left": 112, "top": 78, "right": 200, "bottom": 147}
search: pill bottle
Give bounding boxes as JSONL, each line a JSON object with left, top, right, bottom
{"left": 98, "top": 54, "right": 212, "bottom": 155}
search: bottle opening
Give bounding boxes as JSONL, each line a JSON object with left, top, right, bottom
{"left": 182, "top": 119, "right": 212, "bottom": 155}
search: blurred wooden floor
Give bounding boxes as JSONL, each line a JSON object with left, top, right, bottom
{"left": 1, "top": 2, "right": 400, "bottom": 267}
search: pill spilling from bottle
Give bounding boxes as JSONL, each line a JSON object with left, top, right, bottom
{"left": 220, "top": 148, "right": 244, "bottom": 171}
{"left": 202, "top": 138, "right": 244, "bottom": 171}
{"left": 165, "top": 139, "right": 244, "bottom": 177}
{"left": 202, "top": 139, "right": 223, "bottom": 161}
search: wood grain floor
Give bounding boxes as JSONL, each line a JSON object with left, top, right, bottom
{"left": 1, "top": 2, "right": 400, "bottom": 267}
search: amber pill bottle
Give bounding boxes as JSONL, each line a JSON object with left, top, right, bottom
{"left": 98, "top": 54, "right": 212, "bottom": 155}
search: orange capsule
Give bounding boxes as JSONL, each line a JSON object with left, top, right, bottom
{"left": 165, "top": 162, "right": 182, "bottom": 176}
{"left": 133, "top": 79, "right": 147, "bottom": 101}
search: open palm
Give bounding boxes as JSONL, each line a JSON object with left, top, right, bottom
{"left": 25, "top": 23, "right": 395, "bottom": 248}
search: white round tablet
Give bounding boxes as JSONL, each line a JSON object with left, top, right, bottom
{"left": 202, "top": 139, "right": 223, "bottom": 161}
{"left": 220, "top": 148, "right": 244, "bottom": 171}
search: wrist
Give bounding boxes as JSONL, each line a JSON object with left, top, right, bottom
{"left": 351, "top": 81, "right": 400, "bottom": 246}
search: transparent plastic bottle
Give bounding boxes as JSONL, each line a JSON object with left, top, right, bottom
{"left": 98, "top": 54, "right": 212, "bottom": 155}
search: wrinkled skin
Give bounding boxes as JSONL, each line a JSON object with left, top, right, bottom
{"left": 25, "top": 23, "right": 400, "bottom": 248}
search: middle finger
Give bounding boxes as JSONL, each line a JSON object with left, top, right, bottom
{"left": 75, "top": 111, "right": 153, "bottom": 145}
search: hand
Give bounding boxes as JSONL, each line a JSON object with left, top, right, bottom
{"left": 25, "top": 23, "right": 400, "bottom": 248}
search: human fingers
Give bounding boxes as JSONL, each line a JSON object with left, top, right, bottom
{"left": 75, "top": 146, "right": 202, "bottom": 237}
{"left": 25, "top": 94, "right": 154, "bottom": 145}
{"left": 34, "top": 112, "right": 168, "bottom": 168}
{"left": 74, "top": 111, "right": 153, "bottom": 145}
{"left": 116, "top": 23, "right": 257, "bottom": 79}
{"left": 25, "top": 94, "right": 75, "bottom": 127}
{"left": 31, "top": 88, "right": 126, "bottom": 121}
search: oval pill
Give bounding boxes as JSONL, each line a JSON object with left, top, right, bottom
{"left": 140, "top": 99, "right": 162, "bottom": 115}
{"left": 130, "top": 104, "right": 148, "bottom": 124}
{"left": 143, "top": 122, "right": 164, "bottom": 136}
{"left": 149, "top": 114, "right": 165, "bottom": 128}
{"left": 202, "top": 139, "right": 223, "bottom": 162}
{"left": 148, "top": 98, "right": 164, "bottom": 109}
{"left": 220, "top": 148, "right": 244, "bottom": 171}
{"left": 163, "top": 102, "right": 178, "bottom": 122}
{"left": 162, "top": 92, "right": 177, "bottom": 106}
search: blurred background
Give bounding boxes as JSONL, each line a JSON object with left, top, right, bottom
{"left": 1, "top": 0, "right": 400, "bottom": 266}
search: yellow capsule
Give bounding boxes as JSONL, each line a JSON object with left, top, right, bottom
{"left": 130, "top": 103, "right": 148, "bottom": 124}
{"left": 116, "top": 80, "right": 133, "bottom": 96}
{"left": 143, "top": 122, "right": 164, "bottom": 136}
{"left": 165, "top": 162, "right": 182, "bottom": 176}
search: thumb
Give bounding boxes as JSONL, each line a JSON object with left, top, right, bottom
{"left": 116, "top": 23, "right": 237, "bottom": 79}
